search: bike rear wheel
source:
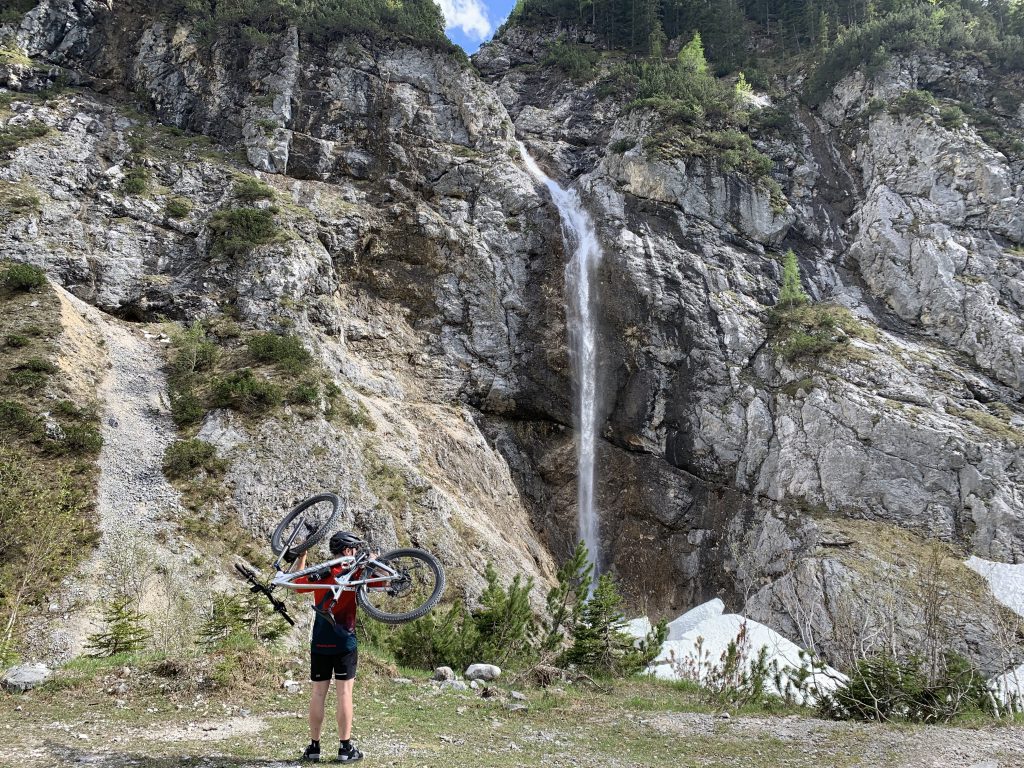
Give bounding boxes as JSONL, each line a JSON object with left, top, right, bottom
{"left": 356, "top": 548, "right": 445, "bottom": 624}
{"left": 269, "top": 493, "right": 342, "bottom": 555}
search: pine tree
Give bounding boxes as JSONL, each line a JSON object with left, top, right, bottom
{"left": 472, "top": 562, "right": 536, "bottom": 665}
{"left": 563, "top": 573, "right": 640, "bottom": 675}
{"left": 86, "top": 599, "right": 151, "bottom": 657}
{"left": 542, "top": 540, "right": 593, "bottom": 652}
{"left": 777, "top": 249, "right": 809, "bottom": 308}
{"left": 677, "top": 31, "right": 709, "bottom": 73}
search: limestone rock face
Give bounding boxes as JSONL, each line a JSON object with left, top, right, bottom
{"left": 5, "top": 3, "right": 1024, "bottom": 673}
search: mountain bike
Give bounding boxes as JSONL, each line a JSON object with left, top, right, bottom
{"left": 234, "top": 492, "right": 445, "bottom": 626}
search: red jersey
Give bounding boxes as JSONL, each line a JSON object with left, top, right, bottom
{"left": 293, "top": 564, "right": 357, "bottom": 653}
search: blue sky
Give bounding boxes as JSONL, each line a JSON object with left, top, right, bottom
{"left": 436, "top": 0, "right": 518, "bottom": 54}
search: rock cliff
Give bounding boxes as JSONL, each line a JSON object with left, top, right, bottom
{"left": 2, "top": 2, "right": 1022, "bottom": 672}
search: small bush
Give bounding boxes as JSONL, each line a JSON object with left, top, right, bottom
{"left": 939, "top": 104, "right": 967, "bottom": 129}
{"left": 820, "top": 652, "right": 991, "bottom": 723}
{"left": 247, "top": 332, "right": 312, "bottom": 373}
{"left": 53, "top": 424, "right": 103, "bottom": 456}
{"left": 121, "top": 167, "right": 150, "bottom": 195}
{"left": 0, "top": 120, "right": 50, "bottom": 156}
{"left": 0, "top": 400, "right": 36, "bottom": 434}
{"left": 5, "top": 334, "right": 29, "bottom": 348}
{"left": 4, "top": 368, "right": 47, "bottom": 391}
{"left": 4, "top": 263, "right": 47, "bottom": 291}
{"left": 543, "top": 38, "right": 599, "bottom": 83}
{"left": 209, "top": 368, "right": 282, "bottom": 415}
{"left": 889, "top": 89, "right": 937, "bottom": 117}
{"left": 287, "top": 379, "right": 319, "bottom": 405}
{"left": 2, "top": 192, "right": 40, "bottom": 216}
{"left": 17, "top": 357, "right": 58, "bottom": 374}
{"left": 208, "top": 207, "right": 279, "bottom": 257}
{"left": 85, "top": 599, "right": 151, "bottom": 657}
{"left": 169, "top": 387, "right": 206, "bottom": 428}
{"left": 233, "top": 176, "right": 275, "bottom": 203}
{"left": 609, "top": 138, "right": 636, "bottom": 154}
{"left": 165, "top": 197, "right": 192, "bottom": 218}
{"left": 162, "top": 438, "right": 227, "bottom": 480}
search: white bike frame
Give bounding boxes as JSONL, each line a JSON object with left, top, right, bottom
{"left": 270, "top": 550, "right": 401, "bottom": 604}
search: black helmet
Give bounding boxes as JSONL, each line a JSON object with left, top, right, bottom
{"left": 329, "top": 530, "right": 362, "bottom": 554}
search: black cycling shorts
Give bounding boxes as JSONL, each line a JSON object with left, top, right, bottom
{"left": 310, "top": 649, "right": 358, "bottom": 682}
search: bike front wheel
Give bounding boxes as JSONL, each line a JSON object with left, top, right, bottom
{"left": 269, "top": 493, "right": 342, "bottom": 555}
{"left": 356, "top": 548, "right": 445, "bottom": 624}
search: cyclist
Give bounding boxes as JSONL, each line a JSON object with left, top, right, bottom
{"left": 290, "top": 531, "right": 366, "bottom": 763}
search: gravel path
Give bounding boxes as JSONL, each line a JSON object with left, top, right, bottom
{"left": 646, "top": 711, "right": 1024, "bottom": 767}
{"left": 57, "top": 291, "right": 193, "bottom": 651}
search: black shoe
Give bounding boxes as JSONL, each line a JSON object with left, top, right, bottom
{"left": 301, "top": 742, "right": 321, "bottom": 762}
{"left": 337, "top": 743, "right": 363, "bottom": 762}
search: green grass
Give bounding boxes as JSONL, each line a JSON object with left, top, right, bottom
{"left": 1, "top": 657, "right": 1006, "bottom": 768}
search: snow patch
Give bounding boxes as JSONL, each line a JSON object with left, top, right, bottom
{"left": 965, "top": 556, "right": 1024, "bottom": 618}
{"left": 644, "top": 601, "right": 844, "bottom": 705}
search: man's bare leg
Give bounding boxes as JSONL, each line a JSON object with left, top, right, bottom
{"left": 336, "top": 679, "right": 354, "bottom": 740}
{"left": 309, "top": 680, "right": 331, "bottom": 741}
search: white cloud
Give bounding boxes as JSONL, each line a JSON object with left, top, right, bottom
{"left": 436, "top": 0, "right": 491, "bottom": 40}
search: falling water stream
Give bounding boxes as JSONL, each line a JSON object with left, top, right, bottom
{"left": 518, "top": 143, "right": 604, "bottom": 579}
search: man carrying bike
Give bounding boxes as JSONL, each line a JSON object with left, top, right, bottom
{"left": 290, "top": 531, "right": 366, "bottom": 763}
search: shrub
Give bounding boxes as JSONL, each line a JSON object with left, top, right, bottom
{"left": 2, "top": 192, "right": 40, "bottom": 217}
{"left": 390, "top": 603, "right": 480, "bottom": 671}
{"left": 820, "top": 652, "right": 991, "bottom": 723}
{"left": 169, "top": 321, "right": 219, "bottom": 379}
{"left": 5, "top": 334, "right": 29, "bottom": 348}
{"left": 4, "top": 368, "right": 46, "bottom": 391}
{"left": 162, "top": 438, "right": 227, "bottom": 480}
{"left": 4, "top": 262, "right": 47, "bottom": 291}
{"left": 287, "top": 379, "right": 319, "bottom": 405}
{"left": 52, "top": 424, "right": 104, "bottom": 456}
{"left": 543, "top": 38, "right": 599, "bottom": 83}
{"left": 609, "top": 138, "right": 636, "bottom": 154}
{"left": 769, "top": 302, "right": 875, "bottom": 363}
{"left": 889, "top": 89, "right": 937, "bottom": 116}
{"left": 0, "top": 400, "right": 36, "bottom": 434}
{"left": 121, "top": 167, "right": 150, "bottom": 195}
{"left": 17, "top": 357, "right": 58, "bottom": 374}
{"left": 0, "top": 120, "right": 50, "bottom": 156}
{"left": 233, "top": 176, "right": 274, "bottom": 203}
{"left": 165, "top": 196, "right": 192, "bottom": 218}
{"left": 470, "top": 563, "right": 536, "bottom": 667}
{"left": 247, "top": 332, "right": 312, "bottom": 373}
{"left": 169, "top": 386, "right": 206, "bottom": 428}
{"left": 208, "top": 207, "right": 279, "bottom": 257}
{"left": 198, "top": 590, "right": 290, "bottom": 649}
{"left": 939, "top": 104, "right": 967, "bottom": 129}
{"left": 209, "top": 368, "right": 282, "bottom": 414}
{"left": 563, "top": 572, "right": 651, "bottom": 676}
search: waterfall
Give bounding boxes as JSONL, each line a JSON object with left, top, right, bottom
{"left": 518, "top": 142, "right": 604, "bottom": 579}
